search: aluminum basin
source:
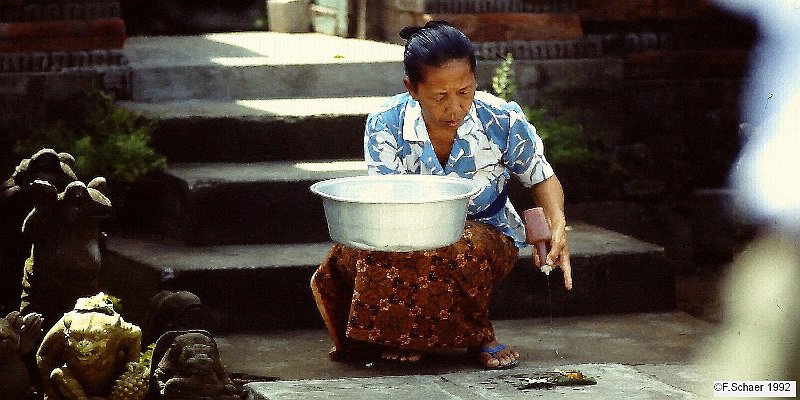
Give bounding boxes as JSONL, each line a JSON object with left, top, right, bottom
{"left": 310, "top": 175, "right": 478, "bottom": 252}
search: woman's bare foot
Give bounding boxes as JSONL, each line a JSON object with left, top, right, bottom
{"left": 474, "top": 340, "right": 519, "bottom": 369}
{"left": 380, "top": 347, "right": 423, "bottom": 362}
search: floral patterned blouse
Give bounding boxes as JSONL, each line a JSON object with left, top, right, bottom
{"left": 364, "top": 90, "right": 554, "bottom": 247}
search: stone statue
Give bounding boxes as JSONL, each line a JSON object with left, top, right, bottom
{"left": 20, "top": 177, "right": 112, "bottom": 330}
{"left": 147, "top": 290, "right": 205, "bottom": 344}
{"left": 0, "top": 148, "right": 78, "bottom": 315}
{"left": 36, "top": 293, "right": 147, "bottom": 400}
{"left": 151, "top": 330, "right": 241, "bottom": 400}
{"left": 0, "top": 311, "right": 44, "bottom": 400}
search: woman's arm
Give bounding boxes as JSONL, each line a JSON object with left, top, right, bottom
{"left": 487, "top": 96, "right": 572, "bottom": 289}
{"left": 530, "top": 174, "right": 572, "bottom": 290}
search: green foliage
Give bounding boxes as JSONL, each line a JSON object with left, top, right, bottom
{"left": 139, "top": 342, "right": 156, "bottom": 367}
{"left": 491, "top": 53, "right": 517, "bottom": 102}
{"left": 106, "top": 293, "right": 124, "bottom": 314}
{"left": 525, "top": 103, "right": 621, "bottom": 201}
{"left": 525, "top": 107, "right": 593, "bottom": 162}
{"left": 14, "top": 85, "right": 166, "bottom": 183}
{"left": 490, "top": 57, "right": 623, "bottom": 201}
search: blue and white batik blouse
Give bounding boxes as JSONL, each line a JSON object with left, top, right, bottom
{"left": 364, "top": 90, "right": 554, "bottom": 247}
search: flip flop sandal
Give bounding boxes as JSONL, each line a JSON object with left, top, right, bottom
{"left": 479, "top": 343, "right": 518, "bottom": 370}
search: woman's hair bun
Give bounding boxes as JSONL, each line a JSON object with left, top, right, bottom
{"left": 399, "top": 25, "right": 423, "bottom": 40}
{"left": 399, "top": 21, "right": 452, "bottom": 40}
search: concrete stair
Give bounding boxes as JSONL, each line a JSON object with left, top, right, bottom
{"left": 127, "top": 160, "right": 366, "bottom": 245}
{"left": 102, "top": 31, "right": 676, "bottom": 334}
{"left": 103, "top": 223, "right": 674, "bottom": 332}
{"left": 118, "top": 97, "right": 383, "bottom": 162}
{"left": 123, "top": 32, "right": 405, "bottom": 102}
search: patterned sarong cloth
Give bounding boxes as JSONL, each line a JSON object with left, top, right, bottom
{"left": 311, "top": 221, "right": 519, "bottom": 355}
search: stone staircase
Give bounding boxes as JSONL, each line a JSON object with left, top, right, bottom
{"left": 101, "top": 31, "right": 675, "bottom": 334}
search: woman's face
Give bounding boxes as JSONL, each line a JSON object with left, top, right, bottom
{"left": 405, "top": 57, "right": 477, "bottom": 134}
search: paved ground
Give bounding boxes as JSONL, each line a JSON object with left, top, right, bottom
{"left": 215, "top": 312, "right": 720, "bottom": 399}
{"left": 247, "top": 363, "right": 710, "bottom": 399}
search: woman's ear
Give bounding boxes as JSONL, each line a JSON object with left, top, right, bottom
{"left": 404, "top": 77, "right": 418, "bottom": 100}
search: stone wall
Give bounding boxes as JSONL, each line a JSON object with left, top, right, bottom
{"left": 0, "top": 0, "right": 132, "bottom": 132}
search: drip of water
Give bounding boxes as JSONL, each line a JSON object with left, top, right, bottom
{"left": 540, "top": 265, "right": 554, "bottom": 326}
{"left": 546, "top": 272, "right": 553, "bottom": 326}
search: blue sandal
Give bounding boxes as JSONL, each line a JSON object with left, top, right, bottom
{"left": 479, "top": 343, "right": 519, "bottom": 370}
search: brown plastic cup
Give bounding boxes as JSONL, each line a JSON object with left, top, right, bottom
{"left": 523, "top": 207, "right": 552, "bottom": 273}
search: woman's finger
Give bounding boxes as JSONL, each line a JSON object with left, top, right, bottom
{"left": 560, "top": 251, "right": 573, "bottom": 290}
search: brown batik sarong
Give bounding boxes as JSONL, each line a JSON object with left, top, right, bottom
{"left": 311, "top": 221, "right": 519, "bottom": 356}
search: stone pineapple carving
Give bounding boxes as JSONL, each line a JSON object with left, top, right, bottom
{"left": 109, "top": 361, "right": 150, "bottom": 400}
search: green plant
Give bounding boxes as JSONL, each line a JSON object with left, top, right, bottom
{"left": 491, "top": 53, "right": 516, "bottom": 102}
{"left": 490, "top": 56, "right": 623, "bottom": 201}
{"left": 14, "top": 85, "right": 166, "bottom": 184}
{"left": 139, "top": 342, "right": 156, "bottom": 367}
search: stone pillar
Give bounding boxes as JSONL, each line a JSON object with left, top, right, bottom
{"left": 382, "top": 0, "right": 427, "bottom": 44}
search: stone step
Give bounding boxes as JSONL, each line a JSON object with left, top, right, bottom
{"left": 123, "top": 32, "right": 405, "bottom": 102}
{"left": 115, "top": 159, "right": 556, "bottom": 246}
{"left": 121, "top": 160, "right": 367, "bottom": 245}
{"left": 118, "top": 97, "right": 385, "bottom": 162}
{"left": 101, "top": 223, "right": 675, "bottom": 333}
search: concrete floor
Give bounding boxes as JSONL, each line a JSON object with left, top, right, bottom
{"left": 215, "top": 312, "right": 720, "bottom": 398}
{"left": 216, "top": 312, "right": 715, "bottom": 381}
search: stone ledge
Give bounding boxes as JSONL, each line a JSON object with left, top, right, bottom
{"left": 424, "top": 0, "right": 578, "bottom": 14}
{"left": 0, "top": 34, "right": 125, "bottom": 52}
{"left": 0, "top": 48, "right": 128, "bottom": 73}
{"left": 427, "top": 12, "right": 584, "bottom": 42}
{"left": 0, "top": 17, "right": 125, "bottom": 39}
{"left": 0, "top": 1, "right": 121, "bottom": 22}
{"left": 475, "top": 38, "right": 603, "bottom": 60}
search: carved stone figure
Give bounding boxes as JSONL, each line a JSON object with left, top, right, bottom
{"left": 152, "top": 331, "right": 241, "bottom": 400}
{"left": 0, "top": 311, "right": 44, "bottom": 400}
{"left": 0, "top": 149, "right": 78, "bottom": 315}
{"left": 20, "top": 177, "right": 112, "bottom": 329}
{"left": 36, "top": 293, "right": 144, "bottom": 400}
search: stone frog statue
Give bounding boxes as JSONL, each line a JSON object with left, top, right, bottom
{"left": 0, "top": 148, "right": 78, "bottom": 315}
{"left": 36, "top": 293, "right": 147, "bottom": 400}
{"left": 20, "top": 177, "right": 111, "bottom": 329}
{"left": 152, "top": 331, "right": 241, "bottom": 400}
{"left": 0, "top": 311, "right": 44, "bottom": 400}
